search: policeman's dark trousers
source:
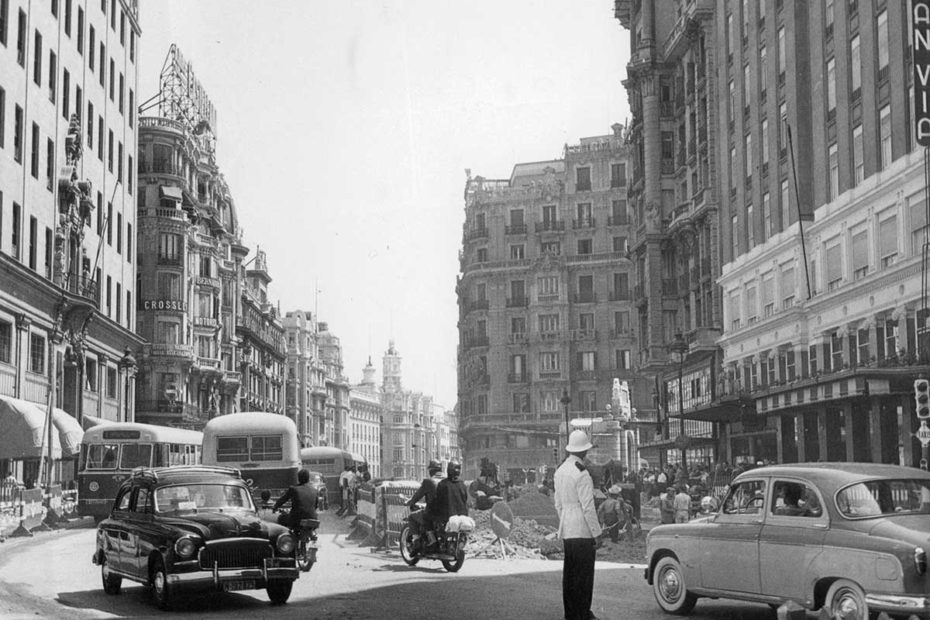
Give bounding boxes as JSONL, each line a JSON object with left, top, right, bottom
{"left": 562, "top": 538, "right": 596, "bottom": 620}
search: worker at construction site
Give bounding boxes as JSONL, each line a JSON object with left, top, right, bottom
{"left": 554, "top": 430, "right": 602, "bottom": 620}
{"left": 596, "top": 485, "right": 624, "bottom": 543}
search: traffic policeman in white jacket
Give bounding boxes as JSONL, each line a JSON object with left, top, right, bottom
{"left": 554, "top": 429, "right": 602, "bottom": 620}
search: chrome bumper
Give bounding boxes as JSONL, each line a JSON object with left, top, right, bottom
{"left": 865, "top": 593, "right": 930, "bottom": 616}
{"left": 167, "top": 557, "right": 298, "bottom": 590}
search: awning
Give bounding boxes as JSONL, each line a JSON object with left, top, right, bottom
{"left": 0, "top": 396, "right": 62, "bottom": 460}
{"left": 47, "top": 406, "right": 84, "bottom": 457}
{"left": 159, "top": 185, "right": 183, "bottom": 201}
{"left": 82, "top": 415, "right": 112, "bottom": 430}
{"left": 0, "top": 396, "right": 85, "bottom": 460}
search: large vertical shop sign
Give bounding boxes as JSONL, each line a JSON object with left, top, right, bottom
{"left": 915, "top": 0, "right": 930, "bottom": 146}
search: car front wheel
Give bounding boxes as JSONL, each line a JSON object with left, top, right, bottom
{"left": 652, "top": 556, "right": 697, "bottom": 615}
{"left": 100, "top": 555, "right": 122, "bottom": 595}
{"left": 824, "top": 579, "right": 868, "bottom": 620}
{"left": 150, "top": 557, "right": 172, "bottom": 610}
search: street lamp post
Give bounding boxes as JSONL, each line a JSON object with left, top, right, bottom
{"left": 560, "top": 388, "right": 572, "bottom": 449}
{"left": 119, "top": 348, "right": 137, "bottom": 423}
{"left": 668, "top": 333, "right": 689, "bottom": 476}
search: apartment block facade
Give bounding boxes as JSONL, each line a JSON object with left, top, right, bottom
{"left": 457, "top": 127, "right": 654, "bottom": 479}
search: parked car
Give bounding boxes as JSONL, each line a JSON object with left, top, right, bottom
{"left": 644, "top": 463, "right": 930, "bottom": 619}
{"left": 92, "top": 465, "right": 299, "bottom": 609}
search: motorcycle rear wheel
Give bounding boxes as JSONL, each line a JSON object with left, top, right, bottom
{"left": 297, "top": 539, "right": 313, "bottom": 572}
{"left": 441, "top": 538, "right": 466, "bottom": 573}
{"left": 399, "top": 526, "right": 420, "bottom": 566}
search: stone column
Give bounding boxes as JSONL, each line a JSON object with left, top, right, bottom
{"left": 843, "top": 402, "right": 854, "bottom": 462}
{"left": 795, "top": 413, "right": 806, "bottom": 462}
{"left": 775, "top": 415, "right": 784, "bottom": 463}
{"left": 14, "top": 315, "right": 31, "bottom": 399}
{"left": 869, "top": 398, "right": 884, "bottom": 463}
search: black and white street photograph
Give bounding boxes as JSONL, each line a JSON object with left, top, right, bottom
{"left": 3, "top": 1, "right": 930, "bottom": 618}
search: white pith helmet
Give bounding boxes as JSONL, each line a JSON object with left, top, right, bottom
{"left": 565, "top": 430, "right": 593, "bottom": 453}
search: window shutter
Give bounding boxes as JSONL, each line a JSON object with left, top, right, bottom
{"left": 851, "top": 230, "right": 869, "bottom": 271}
{"left": 825, "top": 244, "right": 842, "bottom": 282}
{"left": 781, "top": 266, "right": 795, "bottom": 299}
{"left": 879, "top": 216, "right": 897, "bottom": 259}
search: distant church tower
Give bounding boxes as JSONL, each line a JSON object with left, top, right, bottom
{"left": 360, "top": 356, "right": 378, "bottom": 392}
{"left": 382, "top": 340, "right": 402, "bottom": 395}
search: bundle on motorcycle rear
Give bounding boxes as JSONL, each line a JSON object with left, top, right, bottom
{"left": 445, "top": 515, "right": 475, "bottom": 533}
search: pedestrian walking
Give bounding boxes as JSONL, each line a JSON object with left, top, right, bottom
{"left": 674, "top": 484, "right": 691, "bottom": 523}
{"left": 554, "top": 430, "right": 602, "bottom": 620}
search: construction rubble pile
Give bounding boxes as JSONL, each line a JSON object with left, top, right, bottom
{"left": 463, "top": 488, "right": 649, "bottom": 564}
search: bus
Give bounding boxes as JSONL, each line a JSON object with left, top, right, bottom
{"left": 202, "top": 412, "right": 301, "bottom": 502}
{"left": 300, "top": 446, "right": 360, "bottom": 508}
{"left": 78, "top": 422, "right": 203, "bottom": 520}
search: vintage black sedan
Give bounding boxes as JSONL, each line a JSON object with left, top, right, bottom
{"left": 92, "top": 465, "right": 299, "bottom": 609}
{"left": 645, "top": 463, "right": 930, "bottom": 619}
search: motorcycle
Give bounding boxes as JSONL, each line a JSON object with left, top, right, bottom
{"left": 398, "top": 508, "right": 473, "bottom": 573}
{"left": 273, "top": 509, "right": 319, "bottom": 572}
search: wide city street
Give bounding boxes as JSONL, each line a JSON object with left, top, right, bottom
{"left": 0, "top": 511, "right": 776, "bottom": 620}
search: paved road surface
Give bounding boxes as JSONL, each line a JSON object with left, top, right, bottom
{"left": 0, "top": 512, "right": 775, "bottom": 619}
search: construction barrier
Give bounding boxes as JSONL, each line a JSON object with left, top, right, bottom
{"left": 356, "top": 483, "right": 376, "bottom": 537}
{"left": 0, "top": 485, "right": 75, "bottom": 538}
{"left": 370, "top": 480, "right": 420, "bottom": 549}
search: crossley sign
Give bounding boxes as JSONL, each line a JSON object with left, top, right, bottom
{"left": 916, "top": 0, "right": 930, "bottom": 146}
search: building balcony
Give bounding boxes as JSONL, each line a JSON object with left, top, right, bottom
{"left": 609, "top": 289, "right": 631, "bottom": 301}
{"left": 572, "top": 217, "right": 596, "bottom": 230}
{"left": 610, "top": 328, "right": 632, "bottom": 339}
{"left": 464, "top": 336, "right": 489, "bottom": 349}
{"left": 507, "top": 332, "right": 528, "bottom": 344}
{"left": 574, "top": 370, "right": 597, "bottom": 381}
{"left": 537, "top": 331, "right": 564, "bottom": 342}
{"left": 570, "top": 329, "right": 597, "bottom": 341}
{"left": 63, "top": 273, "right": 100, "bottom": 304}
{"left": 465, "top": 227, "right": 489, "bottom": 241}
{"left": 157, "top": 256, "right": 183, "bottom": 267}
{"left": 607, "top": 215, "right": 629, "bottom": 227}
{"left": 506, "top": 297, "right": 529, "bottom": 308}
{"left": 507, "top": 373, "right": 528, "bottom": 384}
{"left": 136, "top": 399, "right": 200, "bottom": 416}
{"left": 538, "top": 371, "right": 562, "bottom": 380}
{"left": 505, "top": 224, "right": 527, "bottom": 235}
{"left": 465, "top": 299, "right": 490, "bottom": 313}
{"left": 572, "top": 293, "right": 596, "bottom": 304}
{"left": 194, "top": 356, "right": 222, "bottom": 372}
{"left": 535, "top": 221, "right": 565, "bottom": 233}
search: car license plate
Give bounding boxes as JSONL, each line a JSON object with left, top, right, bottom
{"left": 223, "top": 580, "right": 255, "bottom": 592}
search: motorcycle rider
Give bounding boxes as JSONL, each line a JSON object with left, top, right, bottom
{"left": 431, "top": 460, "right": 469, "bottom": 536}
{"left": 273, "top": 468, "right": 319, "bottom": 540}
{"left": 406, "top": 459, "right": 443, "bottom": 543}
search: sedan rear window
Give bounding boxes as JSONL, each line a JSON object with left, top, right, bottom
{"left": 836, "top": 479, "right": 930, "bottom": 518}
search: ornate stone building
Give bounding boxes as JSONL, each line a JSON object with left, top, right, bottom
{"left": 457, "top": 128, "right": 649, "bottom": 479}
{"left": 0, "top": 0, "right": 143, "bottom": 484}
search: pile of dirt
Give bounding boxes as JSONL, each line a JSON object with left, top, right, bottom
{"left": 507, "top": 489, "right": 559, "bottom": 528}
{"left": 465, "top": 508, "right": 556, "bottom": 559}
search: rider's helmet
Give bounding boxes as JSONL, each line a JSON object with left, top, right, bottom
{"left": 447, "top": 461, "right": 462, "bottom": 481}
{"left": 297, "top": 469, "right": 310, "bottom": 484}
{"left": 428, "top": 459, "right": 442, "bottom": 474}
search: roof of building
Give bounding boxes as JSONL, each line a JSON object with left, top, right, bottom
{"left": 509, "top": 160, "right": 564, "bottom": 186}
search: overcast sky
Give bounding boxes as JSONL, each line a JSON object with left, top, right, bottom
{"left": 138, "top": 0, "right": 631, "bottom": 408}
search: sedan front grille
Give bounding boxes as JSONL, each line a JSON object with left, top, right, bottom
{"left": 199, "top": 539, "right": 273, "bottom": 570}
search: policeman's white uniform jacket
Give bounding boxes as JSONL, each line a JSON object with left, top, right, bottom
{"left": 554, "top": 455, "right": 602, "bottom": 539}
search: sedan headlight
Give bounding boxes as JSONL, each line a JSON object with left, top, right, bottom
{"left": 276, "top": 533, "right": 295, "bottom": 555}
{"left": 916, "top": 547, "right": 927, "bottom": 575}
{"left": 174, "top": 537, "right": 198, "bottom": 559}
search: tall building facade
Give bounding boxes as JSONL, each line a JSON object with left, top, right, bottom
{"left": 617, "top": 0, "right": 924, "bottom": 467}
{"left": 284, "top": 309, "right": 318, "bottom": 446}
{"left": 457, "top": 128, "right": 651, "bottom": 479}
{"left": 716, "top": 0, "right": 925, "bottom": 466}
{"left": 316, "top": 321, "right": 349, "bottom": 448}
{"left": 0, "top": 0, "right": 143, "bottom": 484}
{"left": 135, "top": 46, "right": 243, "bottom": 427}
{"left": 349, "top": 357, "right": 383, "bottom": 477}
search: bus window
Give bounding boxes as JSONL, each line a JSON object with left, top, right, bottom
{"left": 216, "top": 437, "right": 249, "bottom": 462}
{"left": 86, "top": 443, "right": 120, "bottom": 469}
{"left": 251, "top": 436, "right": 282, "bottom": 461}
{"left": 121, "top": 444, "right": 152, "bottom": 469}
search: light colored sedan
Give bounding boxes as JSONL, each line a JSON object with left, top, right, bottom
{"left": 644, "top": 463, "right": 930, "bottom": 619}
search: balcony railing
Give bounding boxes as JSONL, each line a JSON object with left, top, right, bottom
{"left": 465, "top": 227, "right": 489, "bottom": 241}
{"left": 146, "top": 343, "right": 195, "bottom": 359}
{"left": 572, "top": 217, "right": 596, "bottom": 229}
{"left": 609, "top": 289, "right": 631, "bottom": 301}
{"left": 572, "top": 293, "right": 596, "bottom": 304}
{"left": 607, "top": 215, "right": 629, "bottom": 226}
{"left": 574, "top": 370, "right": 597, "bottom": 381}
{"left": 465, "top": 336, "right": 489, "bottom": 348}
{"left": 64, "top": 273, "right": 99, "bottom": 303}
{"left": 508, "top": 332, "right": 528, "bottom": 344}
{"left": 610, "top": 328, "right": 632, "bottom": 339}
{"left": 571, "top": 329, "right": 597, "bottom": 341}
{"left": 535, "top": 221, "right": 565, "bottom": 232}
{"left": 505, "top": 224, "right": 527, "bottom": 235}
{"left": 465, "top": 299, "right": 490, "bottom": 313}
{"left": 507, "top": 373, "right": 528, "bottom": 384}
{"left": 506, "top": 297, "right": 529, "bottom": 308}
